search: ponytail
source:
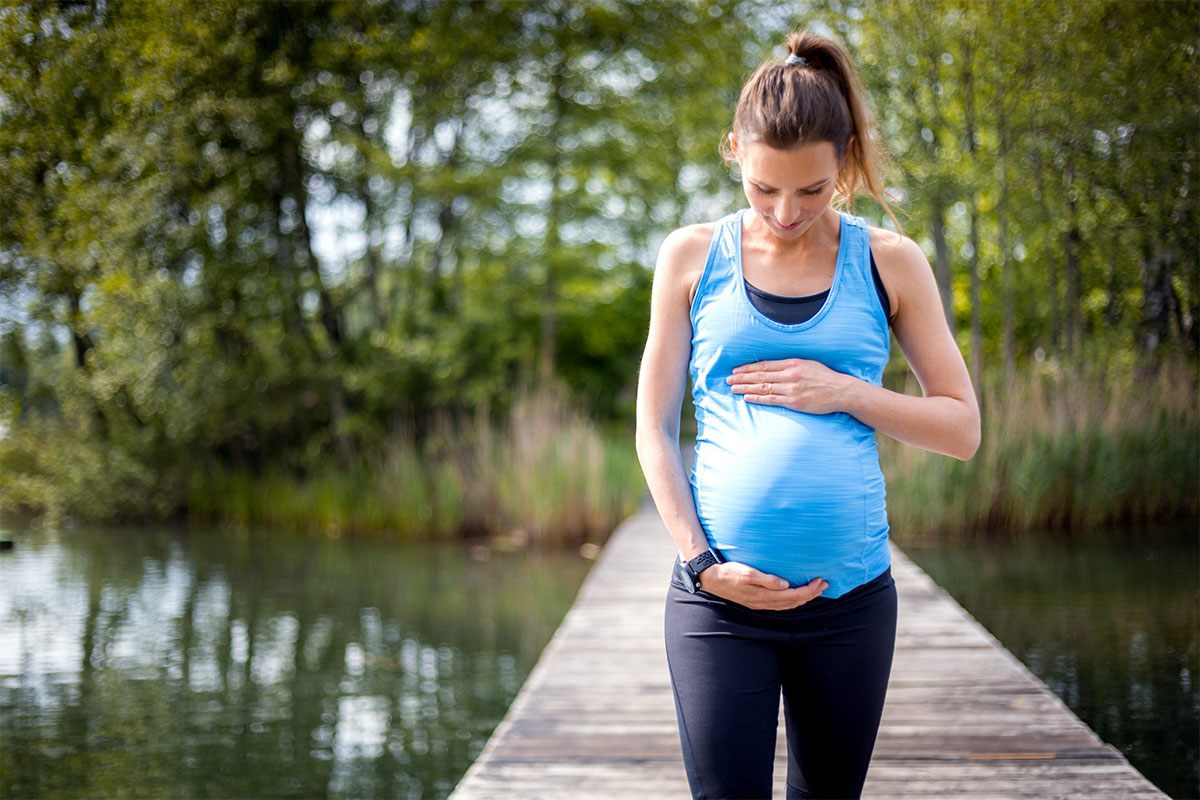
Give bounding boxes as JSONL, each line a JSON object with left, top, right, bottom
{"left": 719, "top": 29, "right": 901, "bottom": 234}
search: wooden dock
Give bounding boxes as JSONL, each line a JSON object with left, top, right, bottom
{"left": 450, "top": 498, "right": 1167, "bottom": 799}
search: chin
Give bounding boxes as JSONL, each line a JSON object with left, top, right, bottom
{"left": 770, "top": 216, "right": 809, "bottom": 234}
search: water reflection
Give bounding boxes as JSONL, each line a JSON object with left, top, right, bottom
{"left": 902, "top": 521, "right": 1199, "bottom": 800}
{"left": 0, "top": 524, "right": 591, "bottom": 799}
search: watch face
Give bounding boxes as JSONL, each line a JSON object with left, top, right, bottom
{"left": 677, "top": 562, "right": 697, "bottom": 593}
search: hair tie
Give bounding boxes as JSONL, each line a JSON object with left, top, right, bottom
{"left": 785, "top": 53, "right": 807, "bottom": 67}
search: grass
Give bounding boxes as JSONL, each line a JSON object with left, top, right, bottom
{"left": 4, "top": 356, "right": 1195, "bottom": 547}
{"left": 185, "top": 378, "right": 646, "bottom": 546}
{"left": 880, "top": 354, "right": 1198, "bottom": 543}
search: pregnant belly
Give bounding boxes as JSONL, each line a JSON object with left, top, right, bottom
{"left": 690, "top": 409, "right": 875, "bottom": 587}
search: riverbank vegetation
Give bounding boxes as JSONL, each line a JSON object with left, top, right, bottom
{"left": 4, "top": 355, "right": 1193, "bottom": 544}
{"left": 1, "top": 1, "right": 1195, "bottom": 544}
{"left": 881, "top": 356, "right": 1198, "bottom": 543}
{"left": 186, "top": 378, "right": 644, "bottom": 544}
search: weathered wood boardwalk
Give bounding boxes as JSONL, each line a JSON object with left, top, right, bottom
{"left": 451, "top": 497, "right": 1167, "bottom": 799}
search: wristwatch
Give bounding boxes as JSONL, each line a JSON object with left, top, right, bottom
{"left": 677, "top": 547, "right": 726, "bottom": 593}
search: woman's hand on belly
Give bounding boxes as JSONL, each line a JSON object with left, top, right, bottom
{"left": 700, "top": 561, "right": 829, "bottom": 610}
{"left": 727, "top": 358, "right": 854, "bottom": 415}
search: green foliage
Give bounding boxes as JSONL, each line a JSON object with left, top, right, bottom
{"left": 0, "top": 1, "right": 1196, "bottom": 533}
{"left": 0, "top": 0, "right": 749, "bottom": 483}
{"left": 0, "top": 389, "right": 186, "bottom": 526}
{"left": 823, "top": 0, "right": 1199, "bottom": 367}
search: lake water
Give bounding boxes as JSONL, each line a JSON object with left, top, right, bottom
{"left": 901, "top": 520, "right": 1199, "bottom": 800}
{"left": 0, "top": 523, "right": 593, "bottom": 799}
{"left": 3, "top": 518, "right": 1196, "bottom": 798}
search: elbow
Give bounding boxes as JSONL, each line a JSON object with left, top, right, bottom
{"left": 953, "top": 409, "right": 982, "bottom": 461}
{"left": 635, "top": 423, "right": 675, "bottom": 458}
{"left": 634, "top": 426, "right": 655, "bottom": 458}
{"left": 635, "top": 427, "right": 650, "bottom": 457}
{"left": 954, "top": 432, "right": 980, "bottom": 461}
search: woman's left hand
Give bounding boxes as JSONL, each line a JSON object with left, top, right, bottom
{"left": 727, "top": 358, "right": 854, "bottom": 415}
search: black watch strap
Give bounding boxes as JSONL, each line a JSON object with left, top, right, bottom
{"left": 679, "top": 547, "right": 725, "bottom": 592}
{"left": 686, "top": 549, "right": 720, "bottom": 577}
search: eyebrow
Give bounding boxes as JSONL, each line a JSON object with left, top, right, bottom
{"left": 750, "top": 177, "right": 830, "bottom": 191}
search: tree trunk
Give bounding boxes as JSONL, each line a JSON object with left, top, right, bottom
{"left": 424, "top": 106, "right": 462, "bottom": 315}
{"left": 432, "top": 195, "right": 456, "bottom": 313}
{"left": 271, "top": 183, "right": 320, "bottom": 359}
{"left": 968, "top": 205, "right": 982, "bottom": 408}
{"left": 1138, "top": 230, "right": 1171, "bottom": 368}
{"left": 930, "top": 194, "right": 956, "bottom": 337}
{"left": 279, "top": 129, "right": 354, "bottom": 465}
{"left": 357, "top": 119, "right": 386, "bottom": 331}
{"left": 66, "top": 282, "right": 109, "bottom": 437}
{"left": 1104, "top": 228, "right": 1122, "bottom": 327}
{"left": 400, "top": 212, "right": 417, "bottom": 336}
{"left": 66, "top": 283, "right": 94, "bottom": 371}
{"left": 540, "top": 20, "right": 568, "bottom": 384}
{"left": 1063, "top": 155, "right": 1082, "bottom": 358}
{"left": 281, "top": 134, "right": 342, "bottom": 349}
{"left": 998, "top": 110, "right": 1014, "bottom": 389}
{"left": 962, "top": 38, "right": 983, "bottom": 413}
{"left": 1035, "top": 154, "right": 1060, "bottom": 353}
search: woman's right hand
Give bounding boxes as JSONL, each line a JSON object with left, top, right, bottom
{"left": 699, "top": 562, "right": 828, "bottom": 610}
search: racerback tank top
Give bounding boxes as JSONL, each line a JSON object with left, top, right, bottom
{"left": 688, "top": 207, "right": 891, "bottom": 598}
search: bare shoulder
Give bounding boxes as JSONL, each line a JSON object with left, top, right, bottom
{"left": 867, "top": 224, "right": 927, "bottom": 273}
{"left": 639, "top": 219, "right": 720, "bottom": 420}
{"left": 656, "top": 219, "right": 719, "bottom": 308}
{"left": 867, "top": 224, "right": 934, "bottom": 321}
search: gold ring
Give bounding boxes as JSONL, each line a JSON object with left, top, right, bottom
{"left": 764, "top": 382, "right": 772, "bottom": 395}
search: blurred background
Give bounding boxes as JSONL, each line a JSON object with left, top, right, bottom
{"left": 0, "top": 0, "right": 1196, "bottom": 798}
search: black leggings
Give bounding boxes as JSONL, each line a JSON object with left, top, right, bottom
{"left": 664, "top": 561, "right": 898, "bottom": 800}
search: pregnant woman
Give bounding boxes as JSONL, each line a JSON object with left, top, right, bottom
{"left": 634, "top": 29, "right": 980, "bottom": 800}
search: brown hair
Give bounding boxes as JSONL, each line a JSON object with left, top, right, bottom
{"left": 719, "top": 29, "right": 901, "bottom": 233}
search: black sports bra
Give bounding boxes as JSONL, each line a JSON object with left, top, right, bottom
{"left": 744, "top": 248, "right": 894, "bottom": 326}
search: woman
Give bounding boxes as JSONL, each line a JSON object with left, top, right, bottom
{"left": 634, "top": 29, "right": 980, "bottom": 800}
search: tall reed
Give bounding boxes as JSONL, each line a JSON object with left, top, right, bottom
{"left": 11, "top": 355, "right": 1194, "bottom": 547}
{"left": 187, "top": 378, "right": 645, "bottom": 546}
{"left": 880, "top": 355, "right": 1198, "bottom": 541}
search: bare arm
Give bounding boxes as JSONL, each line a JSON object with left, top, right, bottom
{"left": 633, "top": 226, "right": 711, "bottom": 562}
{"left": 840, "top": 232, "right": 980, "bottom": 460}
{"left": 725, "top": 230, "right": 980, "bottom": 460}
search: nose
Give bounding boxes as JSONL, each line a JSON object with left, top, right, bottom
{"left": 775, "top": 199, "right": 801, "bottom": 225}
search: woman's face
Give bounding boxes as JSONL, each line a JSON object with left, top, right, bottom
{"left": 731, "top": 134, "right": 841, "bottom": 241}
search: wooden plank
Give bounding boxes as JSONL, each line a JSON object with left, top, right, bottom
{"left": 450, "top": 498, "right": 1167, "bottom": 799}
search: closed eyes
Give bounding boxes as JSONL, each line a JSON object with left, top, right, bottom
{"left": 753, "top": 183, "right": 824, "bottom": 196}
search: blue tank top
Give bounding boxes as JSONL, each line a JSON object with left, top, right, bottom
{"left": 688, "top": 207, "right": 891, "bottom": 598}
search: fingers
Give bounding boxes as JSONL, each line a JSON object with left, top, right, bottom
{"left": 799, "top": 576, "right": 830, "bottom": 601}
{"left": 726, "top": 365, "right": 788, "bottom": 386}
{"left": 737, "top": 392, "right": 783, "bottom": 406}
{"left": 740, "top": 564, "right": 790, "bottom": 590}
{"left": 730, "top": 360, "right": 794, "bottom": 374}
{"left": 766, "top": 579, "right": 827, "bottom": 607}
{"left": 726, "top": 369, "right": 782, "bottom": 387}
{"left": 730, "top": 567, "right": 829, "bottom": 609}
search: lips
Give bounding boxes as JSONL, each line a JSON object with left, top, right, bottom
{"left": 776, "top": 218, "right": 803, "bottom": 230}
